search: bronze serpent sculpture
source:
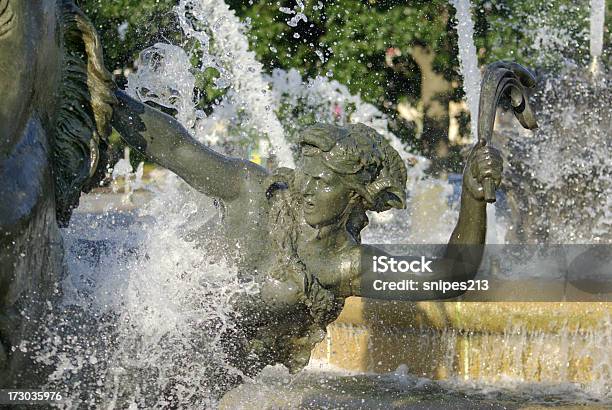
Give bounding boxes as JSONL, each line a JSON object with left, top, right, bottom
{"left": 477, "top": 61, "right": 538, "bottom": 202}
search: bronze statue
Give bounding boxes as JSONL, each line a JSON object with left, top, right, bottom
{"left": 0, "top": 0, "right": 537, "bottom": 393}
{"left": 111, "top": 60, "right": 536, "bottom": 376}
{"left": 0, "top": 0, "right": 114, "bottom": 386}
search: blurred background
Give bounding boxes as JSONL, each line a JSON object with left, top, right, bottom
{"left": 77, "top": 0, "right": 610, "bottom": 175}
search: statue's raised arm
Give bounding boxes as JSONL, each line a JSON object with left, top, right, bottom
{"left": 112, "top": 90, "right": 268, "bottom": 201}
{"left": 279, "top": 123, "right": 498, "bottom": 302}
{"left": 282, "top": 62, "right": 537, "bottom": 303}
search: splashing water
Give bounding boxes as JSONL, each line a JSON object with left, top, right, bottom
{"left": 590, "top": 0, "right": 606, "bottom": 59}
{"left": 38, "top": 173, "right": 262, "bottom": 407}
{"left": 487, "top": 3, "right": 610, "bottom": 243}
{"left": 129, "top": 1, "right": 294, "bottom": 166}
{"left": 127, "top": 43, "right": 199, "bottom": 128}
{"left": 265, "top": 68, "right": 424, "bottom": 170}
{"left": 279, "top": 0, "right": 307, "bottom": 28}
{"left": 110, "top": 147, "right": 144, "bottom": 204}
{"left": 436, "top": 320, "right": 612, "bottom": 403}
{"left": 176, "top": 0, "right": 294, "bottom": 167}
{"left": 450, "top": 0, "right": 481, "bottom": 142}
{"left": 499, "top": 69, "right": 611, "bottom": 244}
{"left": 590, "top": 0, "right": 606, "bottom": 73}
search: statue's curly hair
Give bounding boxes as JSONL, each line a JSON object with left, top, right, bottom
{"left": 267, "top": 123, "right": 407, "bottom": 243}
{"left": 53, "top": 0, "right": 116, "bottom": 226}
{"left": 298, "top": 123, "right": 407, "bottom": 241}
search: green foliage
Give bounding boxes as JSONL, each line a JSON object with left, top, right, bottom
{"left": 77, "top": 0, "right": 177, "bottom": 72}
{"left": 471, "top": 0, "right": 595, "bottom": 70}
{"left": 80, "top": 0, "right": 607, "bottom": 172}
{"left": 227, "top": 0, "right": 452, "bottom": 109}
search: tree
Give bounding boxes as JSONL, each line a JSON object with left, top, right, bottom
{"left": 79, "top": 0, "right": 607, "bottom": 173}
{"left": 77, "top": 0, "right": 177, "bottom": 76}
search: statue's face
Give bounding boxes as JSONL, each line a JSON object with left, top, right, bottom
{"left": 0, "top": 1, "right": 58, "bottom": 157}
{"left": 298, "top": 155, "right": 353, "bottom": 228}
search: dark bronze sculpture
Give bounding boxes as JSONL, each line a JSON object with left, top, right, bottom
{"left": 0, "top": 0, "right": 538, "bottom": 395}
{"left": 111, "top": 60, "right": 537, "bottom": 376}
{"left": 0, "top": 0, "right": 114, "bottom": 386}
{"left": 477, "top": 61, "right": 538, "bottom": 202}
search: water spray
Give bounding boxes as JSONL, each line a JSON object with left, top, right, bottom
{"left": 450, "top": 0, "right": 481, "bottom": 143}
{"left": 590, "top": 0, "right": 606, "bottom": 76}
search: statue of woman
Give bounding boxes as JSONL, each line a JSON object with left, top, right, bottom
{"left": 111, "top": 90, "right": 501, "bottom": 378}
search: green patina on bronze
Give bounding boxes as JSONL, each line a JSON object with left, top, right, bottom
{"left": 0, "top": 0, "right": 114, "bottom": 386}
{"left": 111, "top": 59, "right": 542, "bottom": 376}
{"left": 0, "top": 0, "right": 536, "bottom": 390}
{"left": 54, "top": 0, "right": 116, "bottom": 224}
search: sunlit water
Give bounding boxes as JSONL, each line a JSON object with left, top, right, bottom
{"left": 177, "top": 0, "right": 294, "bottom": 166}
{"left": 36, "top": 179, "right": 259, "bottom": 407}
{"left": 590, "top": 0, "right": 605, "bottom": 74}
{"left": 450, "top": 0, "right": 481, "bottom": 143}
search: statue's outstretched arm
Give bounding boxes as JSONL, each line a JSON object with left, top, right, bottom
{"left": 112, "top": 90, "right": 267, "bottom": 201}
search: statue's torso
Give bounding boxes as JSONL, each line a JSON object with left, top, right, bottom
{"left": 208, "top": 177, "right": 351, "bottom": 374}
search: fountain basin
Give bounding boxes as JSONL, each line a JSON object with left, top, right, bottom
{"left": 312, "top": 299, "right": 612, "bottom": 387}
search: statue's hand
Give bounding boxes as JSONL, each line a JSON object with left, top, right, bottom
{"left": 462, "top": 142, "right": 503, "bottom": 201}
